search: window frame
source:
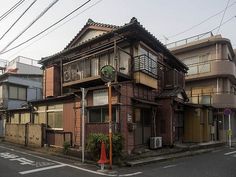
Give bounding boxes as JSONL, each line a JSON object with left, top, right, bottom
{"left": 8, "top": 85, "right": 27, "bottom": 101}
{"left": 33, "top": 104, "right": 63, "bottom": 130}
{"left": 88, "top": 107, "right": 117, "bottom": 123}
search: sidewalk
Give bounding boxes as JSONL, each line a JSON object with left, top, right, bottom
{"left": 0, "top": 139, "right": 225, "bottom": 168}
{"left": 125, "top": 141, "right": 225, "bottom": 167}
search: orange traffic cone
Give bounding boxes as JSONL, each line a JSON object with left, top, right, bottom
{"left": 97, "top": 141, "right": 109, "bottom": 170}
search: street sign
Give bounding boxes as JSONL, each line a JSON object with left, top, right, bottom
{"left": 100, "top": 65, "right": 115, "bottom": 83}
{"left": 224, "top": 108, "right": 232, "bottom": 116}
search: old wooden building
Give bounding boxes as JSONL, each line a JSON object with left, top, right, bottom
{"left": 31, "top": 18, "right": 188, "bottom": 153}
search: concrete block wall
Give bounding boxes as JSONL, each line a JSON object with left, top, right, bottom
{"left": 5, "top": 123, "right": 43, "bottom": 147}
{"left": 28, "top": 124, "right": 43, "bottom": 147}
{"left": 5, "top": 124, "right": 25, "bottom": 145}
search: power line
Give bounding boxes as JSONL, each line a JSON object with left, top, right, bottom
{"left": 167, "top": 1, "right": 236, "bottom": 39}
{"left": 0, "top": 0, "right": 37, "bottom": 41}
{"left": 0, "top": 0, "right": 25, "bottom": 22}
{"left": 8, "top": 0, "right": 103, "bottom": 58}
{"left": 217, "top": 0, "right": 231, "bottom": 34}
{"left": 0, "top": 0, "right": 92, "bottom": 55}
{"left": 211, "top": 15, "right": 236, "bottom": 32}
{"left": 0, "top": 0, "right": 59, "bottom": 53}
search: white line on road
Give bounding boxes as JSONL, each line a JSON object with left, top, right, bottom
{"left": 0, "top": 145, "right": 142, "bottom": 176}
{"left": 119, "top": 172, "right": 143, "bottom": 176}
{"left": 0, "top": 145, "right": 63, "bottom": 164}
{"left": 19, "top": 164, "right": 67, "bottom": 175}
{"left": 66, "top": 164, "right": 142, "bottom": 176}
{"left": 163, "top": 164, "right": 177, "bottom": 169}
{"left": 224, "top": 151, "right": 236, "bottom": 156}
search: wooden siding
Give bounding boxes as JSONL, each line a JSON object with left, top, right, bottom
{"left": 45, "top": 66, "right": 61, "bottom": 98}
{"left": 63, "top": 101, "right": 81, "bottom": 146}
{"left": 45, "top": 67, "right": 54, "bottom": 97}
{"left": 134, "top": 72, "right": 158, "bottom": 89}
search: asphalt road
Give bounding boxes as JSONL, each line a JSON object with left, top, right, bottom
{"left": 0, "top": 143, "right": 236, "bottom": 177}
{"left": 132, "top": 146, "right": 236, "bottom": 177}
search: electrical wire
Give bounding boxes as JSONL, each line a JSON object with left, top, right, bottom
{"left": 0, "top": 0, "right": 37, "bottom": 41}
{"left": 0, "top": 0, "right": 59, "bottom": 53}
{"left": 0, "top": 0, "right": 92, "bottom": 55}
{"left": 0, "top": 0, "right": 25, "bottom": 22}
{"left": 8, "top": 0, "right": 103, "bottom": 58}
{"left": 167, "top": 1, "right": 236, "bottom": 39}
{"left": 217, "top": 0, "right": 231, "bottom": 34}
{"left": 210, "top": 15, "right": 236, "bottom": 32}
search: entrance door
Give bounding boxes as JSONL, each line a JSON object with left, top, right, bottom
{"left": 175, "top": 112, "right": 184, "bottom": 142}
{"left": 134, "top": 108, "right": 152, "bottom": 146}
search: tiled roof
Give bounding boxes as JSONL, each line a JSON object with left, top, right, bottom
{"left": 39, "top": 17, "right": 187, "bottom": 71}
{"left": 157, "top": 87, "right": 188, "bottom": 101}
{"left": 64, "top": 18, "right": 120, "bottom": 49}
{"left": 86, "top": 18, "right": 119, "bottom": 29}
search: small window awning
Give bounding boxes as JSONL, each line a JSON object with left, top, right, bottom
{"left": 132, "top": 98, "right": 161, "bottom": 106}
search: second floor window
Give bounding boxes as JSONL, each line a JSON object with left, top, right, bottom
{"left": 9, "top": 86, "right": 27, "bottom": 100}
{"left": 63, "top": 49, "right": 130, "bottom": 83}
{"left": 183, "top": 54, "right": 210, "bottom": 75}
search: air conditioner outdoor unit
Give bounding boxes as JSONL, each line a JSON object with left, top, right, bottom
{"left": 150, "top": 137, "right": 162, "bottom": 149}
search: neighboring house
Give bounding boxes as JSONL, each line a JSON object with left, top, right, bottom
{"left": 33, "top": 17, "right": 188, "bottom": 153}
{"left": 168, "top": 32, "right": 236, "bottom": 143}
{"left": 0, "top": 56, "right": 43, "bottom": 137}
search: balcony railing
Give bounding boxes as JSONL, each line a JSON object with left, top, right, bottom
{"left": 188, "top": 91, "right": 236, "bottom": 105}
{"left": 166, "top": 32, "right": 213, "bottom": 49}
{"left": 8, "top": 56, "right": 41, "bottom": 67}
{"left": 189, "top": 95, "right": 212, "bottom": 105}
{"left": 134, "top": 54, "right": 159, "bottom": 78}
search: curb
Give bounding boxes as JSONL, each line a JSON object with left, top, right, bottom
{"left": 126, "top": 148, "right": 217, "bottom": 167}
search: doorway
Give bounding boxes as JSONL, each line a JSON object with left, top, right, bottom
{"left": 134, "top": 108, "right": 152, "bottom": 146}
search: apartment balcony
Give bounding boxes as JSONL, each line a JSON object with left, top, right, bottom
{"left": 212, "top": 92, "right": 236, "bottom": 109}
{"left": 133, "top": 55, "right": 159, "bottom": 89}
{"left": 62, "top": 58, "right": 131, "bottom": 88}
{"left": 188, "top": 92, "right": 236, "bottom": 109}
{"left": 186, "top": 59, "right": 236, "bottom": 83}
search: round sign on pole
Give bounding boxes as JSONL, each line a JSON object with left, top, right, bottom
{"left": 224, "top": 108, "right": 232, "bottom": 116}
{"left": 100, "top": 65, "right": 116, "bottom": 83}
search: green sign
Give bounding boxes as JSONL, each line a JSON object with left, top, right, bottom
{"left": 100, "top": 65, "right": 116, "bottom": 82}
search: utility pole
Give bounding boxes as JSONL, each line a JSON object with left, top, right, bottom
{"left": 228, "top": 113, "right": 232, "bottom": 148}
{"left": 100, "top": 64, "right": 116, "bottom": 170}
{"left": 224, "top": 108, "right": 232, "bottom": 148}
{"left": 108, "top": 82, "right": 112, "bottom": 169}
{"left": 114, "top": 36, "right": 118, "bottom": 83}
{"left": 81, "top": 88, "right": 85, "bottom": 163}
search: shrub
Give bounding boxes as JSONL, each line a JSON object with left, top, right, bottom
{"left": 63, "top": 141, "right": 71, "bottom": 155}
{"left": 86, "top": 133, "right": 123, "bottom": 161}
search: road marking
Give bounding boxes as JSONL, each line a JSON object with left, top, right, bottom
{"left": 224, "top": 151, "right": 236, "bottom": 156}
{"left": 0, "top": 145, "right": 63, "bottom": 164}
{"left": 119, "top": 172, "right": 143, "bottom": 176}
{"left": 10, "top": 157, "right": 35, "bottom": 165}
{"left": 163, "top": 164, "right": 177, "bottom": 169}
{"left": 19, "top": 164, "right": 66, "bottom": 175}
{"left": 66, "top": 164, "right": 142, "bottom": 176}
{"left": 0, "top": 145, "right": 142, "bottom": 176}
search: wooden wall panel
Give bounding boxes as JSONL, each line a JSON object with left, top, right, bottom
{"left": 45, "top": 67, "right": 54, "bottom": 97}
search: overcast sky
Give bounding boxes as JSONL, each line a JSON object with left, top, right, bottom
{"left": 0, "top": 0, "right": 235, "bottom": 61}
